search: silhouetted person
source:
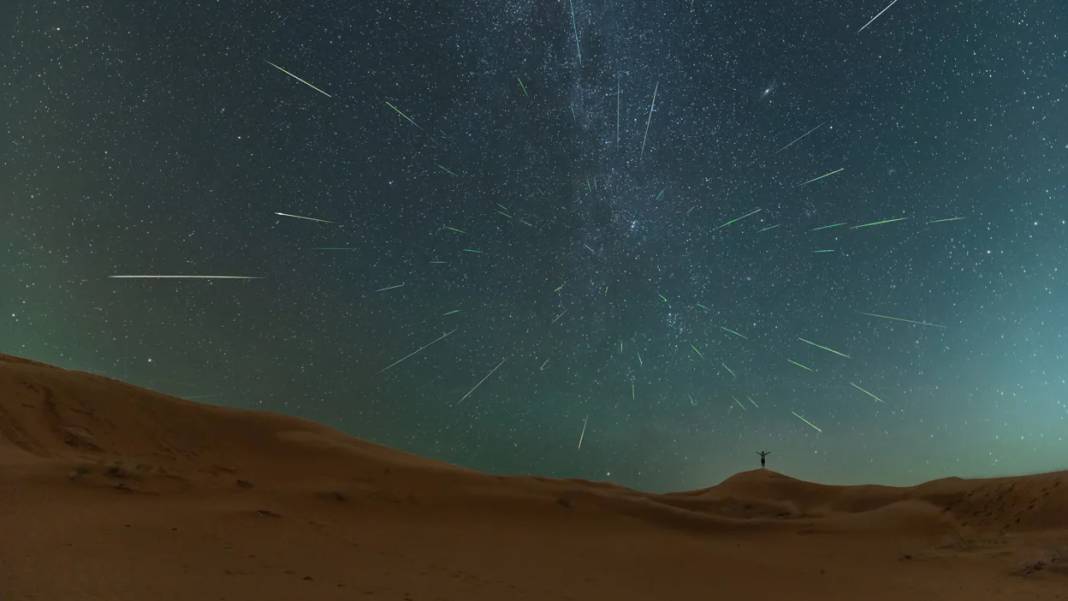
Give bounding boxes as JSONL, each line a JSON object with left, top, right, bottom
{"left": 757, "top": 450, "right": 771, "bottom": 468}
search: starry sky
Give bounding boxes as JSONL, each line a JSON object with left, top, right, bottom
{"left": 4, "top": 1, "right": 1067, "bottom": 492}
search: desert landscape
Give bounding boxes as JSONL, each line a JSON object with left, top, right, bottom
{"left": 2, "top": 352, "right": 1066, "bottom": 600}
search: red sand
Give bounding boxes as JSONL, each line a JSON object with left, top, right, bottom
{"left": 2, "top": 353, "right": 1066, "bottom": 600}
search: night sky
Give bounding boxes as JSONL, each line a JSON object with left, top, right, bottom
{"left": 4, "top": 1, "right": 1067, "bottom": 492}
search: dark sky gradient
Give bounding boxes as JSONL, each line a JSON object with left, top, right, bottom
{"left": 4, "top": 1, "right": 1067, "bottom": 491}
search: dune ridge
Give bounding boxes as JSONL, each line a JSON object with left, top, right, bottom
{"left": 2, "top": 353, "right": 1066, "bottom": 600}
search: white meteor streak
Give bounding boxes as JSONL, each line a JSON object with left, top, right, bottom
{"left": 791, "top": 411, "right": 823, "bottom": 433}
{"left": 857, "top": 0, "right": 900, "bottom": 34}
{"left": 775, "top": 122, "right": 826, "bottom": 154}
{"left": 798, "top": 168, "right": 844, "bottom": 187}
{"left": 274, "top": 211, "right": 333, "bottom": 224}
{"left": 379, "top": 329, "right": 456, "bottom": 373}
{"left": 457, "top": 358, "right": 506, "bottom": 404}
{"left": 264, "top": 60, "right": 332, "bottom": 98}
{"left": 850, "top": 382, "right": 887, "bottom": 404}
{"left": 569, "top": 0, "right": 582, "bottom": 64}
{"left": 640, "top": 81, "right": 659, "bottom": 161}
{"left": 108, "top": 275, "right": 260, "bottom": 280}
{"left": 577, "top": 415, "right": 588, "bottom": 450}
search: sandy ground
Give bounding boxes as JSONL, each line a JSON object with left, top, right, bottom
{"left": 2, "top": 353, "right": 1066, "bottom": 600}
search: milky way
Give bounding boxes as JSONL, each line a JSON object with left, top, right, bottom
{"left": 5, "top": 1, "right": 1067, "bottom": 491}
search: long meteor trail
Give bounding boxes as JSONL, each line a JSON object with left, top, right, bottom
{"left": 108, "top": 275, "right": 261, "bottom": 280}
{"left": 717, "top": 208, "right": 762, "bottom": 230}
{"left": 858, "top": 311, "right": 946, "bottom": 329}
{"left": 264, "top": 60, "right": 332, "bottom": 98}
{"left": 857, "top": 0, "right": 900, "bottom": 33}
{"left": 928, "top": 216, "right": 966, "bottom": 225}
{"left": 569, "top": 0, "right": 582, "bottom": 64}
{"left": 791, "top": 411, "right": 823, "bottom": 433}
{"left": 851, "top": 216, "right": 908, "bottom": 230}
{"left": 850, "top": 382, "right": 887, "bottom": 404}
{"left": 577, "top": 415, "right": 588, "bottom": 450}
{"left": 775, "top": 122, "right": 825, "bottom": 154}
{"left": 719, "top": 326, "right": 748, "bottom": 340}
{"left": 798, "top": 168, "right": 844, "bottom": 187}
{"left": 457, "top": 358, "right": 507, "bottom": 404}
{"left": 384, "top": 101, "right": 421, "bottom": 128}
{"left": 640, "top": 81, "right": 659, "bottom": 161}
{"left": 379, "top": 329, "right": 456, "bottom": 373}
{"left": 275, "top": 212, "right": 333, "bottom": 224}
{"left": 798, "top": 337, "right": 851, "bottom": 358}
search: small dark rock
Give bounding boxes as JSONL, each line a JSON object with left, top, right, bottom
{"left": 236, "top": 479, "right": 254, "bottom": 489}
{"left": 106, "top": 465, "right": 130, "bottom": 479}
{"left": 557, "top": 496, "right": 574, "bottom": 509}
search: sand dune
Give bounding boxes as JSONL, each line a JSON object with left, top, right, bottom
{"left": 2, "top": 353, "right": 1066, "bottom": 600}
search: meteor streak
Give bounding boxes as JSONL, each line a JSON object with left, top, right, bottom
{"left": 775, "top": 122, "right": 825, "bottom": 154}
{"left": 379, "top": 329, "right": 456, "bottom": 373}
{"left": 791, "top": 411, "right": 823, "bottom": 433}
{"left": 858, "top": 311, "right": 946, "bottom": 329}
{"left": 640, "top": 81, "right": 659, "bottom": 161}
{"left": 851, "top": 216, "right": 907, "bottom": 230}
{"left": 857, "top": 0, "right": 900, "bottom": 33}
{"left": 457, "top": 358, "right": 507, "bottom": 404}
{"left": 384, "top": 101, "right": 420, "bottom": 128}
{"left": 264, "top": 60, "right": 332, "bottom": 98}
{"left": 717, "top": 208, "right": 762, "bottom": 230}
{"left": 850, "top": 382, "right": 886, "bottom": 404}
{"left": 274, "top": 211, "right": 333, "bottom": 224}
{"left": 798, "top": 337, "right": 851, "bottom": 358}
{"left": 798, "top": 167, "right": 844, "bottom": 187}
{"left": 108, "top": 275, "right": 260, "bottom": 280}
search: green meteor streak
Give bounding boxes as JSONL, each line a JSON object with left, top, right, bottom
{"left": 798, "top": 167, "right": 844, "bottom": 187}
{"left": 851, "top": 216, "right": 907, "bottom": 230}
{"left": 757, "top": 224, "right": 781, "bottom": 233}
{"left": 927, "top": 216, "right": 966, "bottom": 224}
{"left": 717, "top": 208, "right": 762, "bottom": 230}
{"left": 787, "top": 358, "right": 815, "bottom": 372}
{"left": 658, "top": 293, "right": 669, "bottom": 303}
{"left": 797, "top": 337, "right": 851, "bottom": 358}
{"left": 690, "top": 344, "right": 705, "bottom": 360}
{"left": 858, "top": 311, "right": 946, "bottom": 329}
{"left": 791, "top": 411, "right": 823, "bottom": 433}
{"left": 436, "top": 163, "right": 458, "bottom": 177}
{"left": 719, "top": 326, "right": 748, "bottom": 340}
{"left": 442, "top": 225, "right": 467, "bottom": 234}
{"left": 850, "top": 382, "right": 886, "bottom": 404}
{"left": 384, "top": 100, "right": 420, "bottom": 128}
{"left": 813, "top": 249, "right": 837, "bottom": 254}
{"left": 517, "top": 77, "right": 528, "bottom": 96}
{"left": 462, "top": 248, "right": 483, "bottom": 254}
{"left": 810, "top": 222, "right": 847, "bottom": 232}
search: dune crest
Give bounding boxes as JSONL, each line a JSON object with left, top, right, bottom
{"left": 2, "top": 353, "right": 1066, "bottom": 600}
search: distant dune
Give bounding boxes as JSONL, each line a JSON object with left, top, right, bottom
{"left": 2, "top": 353, "right": 1066, "bottom": 600}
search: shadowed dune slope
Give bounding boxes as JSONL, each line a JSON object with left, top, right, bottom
{"left": 2, "top": 353, "right": 1067, "bottom": 601}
